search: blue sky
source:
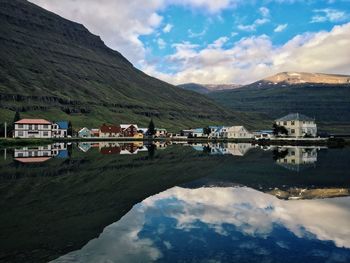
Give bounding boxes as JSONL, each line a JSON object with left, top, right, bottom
{"left": 31, "top": 0, "right": 350, "bottom": 84}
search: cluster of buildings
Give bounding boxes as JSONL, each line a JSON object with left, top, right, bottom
{"left": 78, "top": 124, "right": 167, "bottom": 138}
{"left": 179, "top": 113, "right": 317, "bottom": 140}
{"left": 13, "top": 119, "right": 69, "bottom": 138}
{"left": 11, "top": 113, "right": 317, "bottom": 140}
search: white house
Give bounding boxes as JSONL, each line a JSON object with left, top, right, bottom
{"left": 220, "top": 126, "right": 253, "bottom": 139}
{"left": 78, "top": 127, "right": 92, "bottom": 138}
{"left": 275, "top": 113, "right": 317, "bottom": 138}
{"left": 52, "top": 121, "right": 69, "bottom": 138}
{"left": 14, "top": 119, "right": 52, "bottom": 138}
{"left": 155, "top": 128, "right": 167, "bottom": 137}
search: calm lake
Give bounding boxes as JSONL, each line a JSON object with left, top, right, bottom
{"left": 0, "top": 142, "right": 350, "bottom": 263}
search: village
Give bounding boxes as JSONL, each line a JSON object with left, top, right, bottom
{"left": 8, "top": 113, "right": 320, "bottom": 141}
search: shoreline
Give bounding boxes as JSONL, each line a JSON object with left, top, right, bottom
{"left": 0, "top": 136, "right": 348, "bottom": 148}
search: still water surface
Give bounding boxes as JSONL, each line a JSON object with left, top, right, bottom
{"left": 0, "top": 142, "right": 349, "bottom": 263}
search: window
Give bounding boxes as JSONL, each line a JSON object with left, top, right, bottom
{"left": 291, "top": 129, "right": 295, "bottom": 134}
{"left": 291, "top": 121, "right": 295, "bottom": 125}
{"left": 43, "top": 131, "right": 49, "bottom": 137}
{"left": 18, "top": 131, "right": 23, "bottom": 137}
{"left": 43, "top": 124, "right": 48, "bottom": 129}
{"left": 283, "top": 121, "right": 287, "bottom": 125}
{"left": 18, "top": 124, "right": 24, "bottom": 128}
{"left": 291, "top": 151, "right": 295, "bottom": 155}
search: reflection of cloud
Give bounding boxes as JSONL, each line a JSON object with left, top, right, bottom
{"left": 52, "top": 205, "right": 162, "bottom": 263}
{"left": 53, "top": 187, "right": 350, "bottom": 262}
{"left": 145, "top": 187, "right": 350, "bottom": 248}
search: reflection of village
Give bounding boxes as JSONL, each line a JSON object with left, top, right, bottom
{"left": 188, "top": 142, "right": 325, "bottom": 172}
{"left": 11, "top": 141, "right": 324, "bottom": 171}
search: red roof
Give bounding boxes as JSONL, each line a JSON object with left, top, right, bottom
{"left": 15, "top": 119, "right": 52, "bottom": 124}
{"left": 100, "top": 124, "right": 121, "bottom": 133}
{"left": 100, "top": 147, "right": 121, "bottom": 155}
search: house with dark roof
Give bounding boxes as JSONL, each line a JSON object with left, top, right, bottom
{"left": 275, "top": 113, "right": 317, "bottom": 137}
{"left": 99, "top": 124, "right": 121, "bottom": 137}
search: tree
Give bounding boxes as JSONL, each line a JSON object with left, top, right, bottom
{"left": 203, "top": 126, "right": 211, "bottom": 136}
{"left": 13, "top": 111, "right": 21, "bottom": 123}
{"left": 272, "top": 123, "right": 288, "bottom": 136}
{"left": 67, "top": 121, "right": 73, "bottom": 136}
{"left": 147, "top": 119, "right": 155, "bottom": 136}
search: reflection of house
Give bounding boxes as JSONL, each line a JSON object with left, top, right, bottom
{"left": 222, "top": 143, "right": 254, "bottom": 156}
{"left": 78, "top": 142, "right": 92, "bottom": 152}
{"left": 91, "top": 129, "right": 100, "bottom": 137}
{"left": 78, "top": 127, "right": 92, "bottom": 138}
{"left": 52, "top": 121, "right": 68, "bottom": 138}
{"left": 220, "top": 126, "right": 253, "bottom": 139}
{"left": 276, "top": 146, "right": 319, "bottom": 171}
{"left": 99, "top": 124, "right": 121, "bottom": 137}
{"left": 275, "top": 113, "right": 317, "bottom": 138}
{"left": 14, "top": 143, "right": 68, "bottom": 163}
{"left": 14, "top": 119, "right": 52, "bottom": 138}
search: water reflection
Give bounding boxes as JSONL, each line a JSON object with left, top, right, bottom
{"left": 53, "top": 187, "right": 350, "bottom": 263}
{"left": 14, "top": 143, "right": 69, "bottom": 163}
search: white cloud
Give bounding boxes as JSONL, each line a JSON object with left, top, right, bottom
{"left": 163, "top": 23, "right": 173, "bottom": 33}
{"left": 238, "top": 18, "right": 270, "bottom": 31}
{"left": 274, "top": 23, "right": 288, "bottom": 32}
{"left": 157, "top": 38, "right": 167, "bottom": 49}
{"left": 311, "top": 8, "right": 348, "bottom": 23}
{"left": 145, "top": 22, "right": 350, "bottom": 84}
{"left": 259, "top": 7, "right": 270, "bottom": 17}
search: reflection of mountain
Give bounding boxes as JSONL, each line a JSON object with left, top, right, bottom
{"left": 54, "top": 187, "right": 350, "bottom": 263}
{"left": 14, "top": 143, "right": 68, "bottom": 163}
{"left": 275, "top": 146, "right": 322, "bottom": 172}
{"left": 0, "top": 145, "right": 349, "bottom": 262}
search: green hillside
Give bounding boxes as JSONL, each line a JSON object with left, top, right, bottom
{"left": 209, "top": 83, "right": 350, "bottom": 133}
{"left": 0, "top": 0, "right": 259, "bottom": 131}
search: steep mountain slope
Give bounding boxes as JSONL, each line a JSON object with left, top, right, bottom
{"left": 0, "top": 0, "right": 249, "bottom": 131}
{"left": 178, "top": 83, "right": 242, "bottom": 94}
{"left": 178, "top": 83, "right": 211, "bottom": 94}
{"left": 209, "top": 72, "right": 350, "bottom": 133}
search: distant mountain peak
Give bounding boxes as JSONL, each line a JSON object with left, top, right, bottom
{"left": 262, "top": 72, "right": 350, "bottom": 85}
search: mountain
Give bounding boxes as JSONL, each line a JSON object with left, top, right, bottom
{"left": 178, "top": 83, "right": 211, "bottom": 94}
{"left": 0, "top": 0, "right": 252, "bottom": 131}
{"left": 178, "top": 83, "right": 241, "bottom": 94}
{"left": 209, "top": 72, "right": 350, "bottom": 133}
{"left": 261, "top": 72, "right": 350, "bottom": 85}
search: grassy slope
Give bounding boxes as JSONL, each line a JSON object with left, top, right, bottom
{"left": 0, "top": 0, "right": 260, "bottom": 131}
{"left": 209, "top": 84, "right": 350, "bottom": 133}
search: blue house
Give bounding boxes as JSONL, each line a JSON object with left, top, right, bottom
{"left": 53, "top": 121, "right": 69, "bottom": 137}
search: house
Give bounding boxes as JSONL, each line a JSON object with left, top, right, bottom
{"left": 220, "top": 126, "right": 253, "bottom": 139}
{"left": 275, "top": 113, "right": 317, "bottom": 138}
{"left": 191, "top": 128, "right": 206, "bottom": 138}
{"left": 78, "top": 127, "right": 92, "bottom": 138}
{"left": 121, "top": 124, "right": 138, "bottom": 137}
{"left": 254, "top": 130, "right": 274, "bottom": 140}
{"left": 180, "top": 129, "right": 194, "bottom": 137}
{"left": 155, "top": 128, "right": 167, "bottom": 137}
{"left": 208, "top": 126, "right": 222, "bottom": 138}
{"left": 52, "top": 121, "right": 69, "bottom": 138}
{"left": 99, "top": 124, "right": 121, "bottom": 137}
{"left": 91, "top": 128, "right": 100, "bottom": 137}
{"left": 14, "top": 119, "right": 52, "bottom": 138}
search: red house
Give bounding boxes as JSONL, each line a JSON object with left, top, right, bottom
{"left": 99, "top": 124, "right": 121, "bottom": 137}
{"left": 121, "top": 124, "right": 138, "bottom": 137}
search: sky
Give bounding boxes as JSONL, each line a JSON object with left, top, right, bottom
{"left": 29, "top": 0, "right": 350, "bottom": 84}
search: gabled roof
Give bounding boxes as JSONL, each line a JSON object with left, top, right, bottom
{"left": 78, "top": 127, "right": 91, "bottom": 133}
{"left": 227, "top": 126, "right": 246, "bottom": 132}
{"left": 56, "top": 121, "right": 69, "bottom": 129}
{"left": 192, "top": 128, "right": 204, "bottom": 133}
{"left": 15, "top": 119, "right": 51, "bottom": 124}
{"left": 121, "top": 124, "right": 139, "bottom": 130}
{"left": 100, "top": 124, "right": 121, "bottom": 133}
{"left": 276, "top": 113, "right": 314, "bottom": 122}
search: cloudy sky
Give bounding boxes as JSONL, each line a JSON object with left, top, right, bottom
{"left": 29, "top": 0, "right": 350, "bottom": 84}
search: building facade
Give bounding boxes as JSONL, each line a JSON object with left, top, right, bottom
{"left": 14, "top": 119, "right": 52, "bottom": 138}
{"left": 99, "top": 124, "right": 121, "bottom": 137}
{"left": 275, "top": 113, "right": 317, "bottom": 138}
{"left": 220, "top": 126, "right": 253, "bottom": 139}
{"left": 78, "top": 127, "right": 92, "bottom": 138}
{"left": 52, "top": 121, "right": 68, "bottom": 138}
